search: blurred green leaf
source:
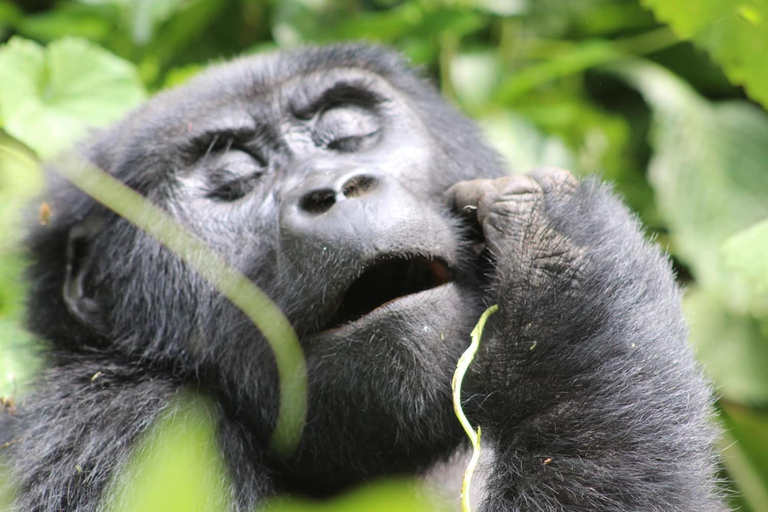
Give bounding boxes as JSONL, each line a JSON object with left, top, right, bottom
{"left": 17, "top": 3, "right": 114, "bottom": 43}
{"left": 162, "top": 63, "right": 204, "bottom": 89}
{"left": 0, "top": 459, "right": 17, "bottom": 512}
{"left": 0, "top": 1, "right": 23, "bottom": 26}
{"left": 320, "top": 3, "right": 424, "bottom": 43}
{"left": 0, "top": 317, "right": 37, "bottom": 397}
{"left": 80, "top": 0, "right": 188, "bottom": 45}
{"left": 0, "top": 37, "right": 146, "bottom": 157}
{"left": 479, "top": 111, "right": 575, "bottom": 173}
{"left": 451, "top": 50, "right": 501, "bottom": 108}
{"left": 272, "top": 0, "right": 359, "bottom": 46}
{"left": 720, "top": 404, "right": 768, "bottom": 511}
{"left": 723, "top": 219, "right": 768, "bottom": 297}
{"left": 496, "top": 41, "right": 621, "bottom": 102}
{"left": 684, "top": 287, "right": 768, "bottom": 405}
{"left": 103, "top": 394, "right": 232, "bottom": 512}
{"left": 474, "top": 0, "right": 527, "bottom": 16}
{"left": 611, "top": 61, "right": 768, "bottom": 310}
{"left": 642, "top": 0, "right": 768, "bottom": 109}
{"left": 0, "top": 135, "right": 43, "bottom": 397}
{"left": 0, "top": 135, "right": 42, "bottom": 252}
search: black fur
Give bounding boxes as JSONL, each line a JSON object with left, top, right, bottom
{"left": 0, "top": 44, "right": 726, "bottom": 511}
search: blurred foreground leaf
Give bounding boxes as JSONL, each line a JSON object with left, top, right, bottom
{"left": 103, "top": 394, "right": 232, "bottom": 512}
{"left": 0, "top": 36, "right": 145, "bottom": 157}
{"left": 642, "top": 0, "right": 768, "bottom": 109}
{"left": 0, "top": 136, "right": 43, "bottom": 396}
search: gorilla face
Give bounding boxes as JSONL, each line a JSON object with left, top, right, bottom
{"left": 32, "top": 45, "right": 504, "bottom": 489}
{"left": 12, "top": 45, "right": 724, "bottom": 511}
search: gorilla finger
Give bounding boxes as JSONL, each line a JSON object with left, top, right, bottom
{"left": 475, "top": 175, "right": 541, "bottom": 224}
{"left": 444, "top": 179, "right": 495, "bottom": 215}
{"left": 526, "top": 167, "right": 579, "bottom": 195}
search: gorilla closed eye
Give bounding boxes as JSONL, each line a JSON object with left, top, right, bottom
{"left": 187, "top": 130, "right": 258, "bottom": 160}
{"left": 200, "top": 146, "right": 267, "bottom": 201}
{"left": 313, "top": 104, "right": 381, "bottom": 152}
{"left": 205, "top": 172, "right": 263, "bottom": 202}
{"left": 294, "top": 81, "right": 385, "bottom": 120}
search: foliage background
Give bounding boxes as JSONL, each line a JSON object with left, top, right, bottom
{"left": 1, "top": 0, "right": 768, "bottom": 510}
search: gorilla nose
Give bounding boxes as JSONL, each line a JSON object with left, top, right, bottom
{"left": 279, "top": 170, "right": 420, "bottom": 264}
{"left": 298, "top": 174, "right": 379, "bottom": 215}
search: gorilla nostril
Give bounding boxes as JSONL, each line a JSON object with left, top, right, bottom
{"left": 300, "top": 189, "right": 337, "bottom": 214}
{"left": 342, "top": 175, "right": 378, "bottom": 198}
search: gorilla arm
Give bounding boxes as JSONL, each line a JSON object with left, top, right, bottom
{"left": 447, "top": 169, "right": 726, "bottom": 512}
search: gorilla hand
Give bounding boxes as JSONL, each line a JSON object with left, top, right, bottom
{"left": 446, "top": 167, "right": 583, "bottom": 292}
{"left": 446, "top": 168, "right": 718, "bottom": 511}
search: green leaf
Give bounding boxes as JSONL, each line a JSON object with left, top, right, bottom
{"left": 0, "top": 317, "right": 37, "bottom": 398}
{"left": 0, "top": 37, "right": 145, "bottom": 158}
{"left": 723, "top": 219, "right": 768, "bottom": 297}
{"left": 16, "top": 3, "right": 114, "bottom": 43}
{"left": 495, "top": 41, "right": 621, "bottom": 102}
{"left": 642, "top": 0, "right": 768, "bottom": 109}
{"left": 450, "top": 50, "right": 501, "bottom": 108}
{"left": 0, "top": 135, "right": 43, "bottom": 397}
{"left": 102, "top": 394, "right": 232, "bottom": 512}
{"left": 684, "top": 287, "right": 768, "bottom": 405}
{"left": 720, "top": 403, "right": 768, "bottom": 511}
{"left": 611, "top": 61, "right": 768, "bottom": 309}
{"left": 479, "top": 112, "right": 575, "bottom": 174}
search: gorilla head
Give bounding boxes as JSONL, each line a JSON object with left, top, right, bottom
{"left": 8, "top": 43, "right": 723, "bottom": 512}
{"left": 25, "top": 44, "right": 503, "bottom": 493}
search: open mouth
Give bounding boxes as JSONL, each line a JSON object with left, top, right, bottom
{"left": 325, "top": 256, "right": 452, "bottom": 330}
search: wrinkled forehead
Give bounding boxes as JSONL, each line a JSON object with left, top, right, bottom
{"left": 122, "top": 50, "right": 406, "bottom": 150}
{"left": 180, "top": 68, "right": 388, "bottom": 140}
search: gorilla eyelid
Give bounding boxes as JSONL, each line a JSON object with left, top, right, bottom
{"left": 205, "top": 172, "right": 263, "bottom": 202}
{"left": 326, "top": 130, "right": 381, "bottom": 152}
{"left": 295, "top": 81, "right": 384, "bottom": 119}
{"left": 188, "top": 129, "right": 256, "bottom": 160}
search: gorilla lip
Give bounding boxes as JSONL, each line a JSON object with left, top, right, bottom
{"left": 325, "top": 256, "right": 452, "bottom": 330}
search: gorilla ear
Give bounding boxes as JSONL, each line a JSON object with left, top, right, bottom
{"left": 64, "top": 218, "right": 106, "bottom": 333}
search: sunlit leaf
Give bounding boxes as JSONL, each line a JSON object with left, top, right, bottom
{"left": 0, "top": 37, "right": 145, "bottom": 157}
{"left": 642, "top": 0, "right": 768, "bottom": 109}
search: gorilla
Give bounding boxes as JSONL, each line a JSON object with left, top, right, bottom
{"left": 0, "top": 44, "right": 726, "bottom": 511}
